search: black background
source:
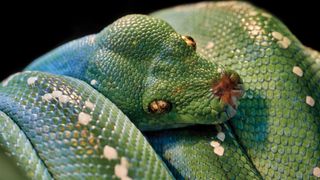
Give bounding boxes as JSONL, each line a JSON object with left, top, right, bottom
{"left": 1, "top": 0, "right": 319, "bottom": 80}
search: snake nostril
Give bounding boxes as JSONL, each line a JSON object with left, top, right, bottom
{"left": 212, "top": 71, "right": 244, "bottom": 109}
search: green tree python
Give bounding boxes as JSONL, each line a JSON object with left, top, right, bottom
{"left": 0, "top": 1, "right": 319, "bottom": 179}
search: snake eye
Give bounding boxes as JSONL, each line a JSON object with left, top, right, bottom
{"left": 182, "top": 35, "right": 196, "bottom": 50}
{"left": 148, "top": 100, "right": 172, "bottom": 114}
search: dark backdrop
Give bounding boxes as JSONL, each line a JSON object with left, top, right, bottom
{"left": 1, "top": 0, "right": 319, "bottom": 80}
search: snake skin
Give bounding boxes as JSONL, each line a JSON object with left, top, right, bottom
{"left": 0, "top": 72, "right": 172, "bottom": 179}
{"left": 0, "top": 1, "right": 319, "bottom": 180}
{"left": 149, "top": 1, "right": 320, "bottom": 179}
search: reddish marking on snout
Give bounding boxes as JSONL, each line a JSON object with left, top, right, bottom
{"left": 212, "top": 74, "right": 242, "bottom": 108}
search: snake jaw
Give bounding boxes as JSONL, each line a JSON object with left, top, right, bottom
{"left": 212, "top": 71, "right": 244, "bottom": 118}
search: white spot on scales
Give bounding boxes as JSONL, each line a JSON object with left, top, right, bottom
{"left": 210, "top": 131, "right": 226, "bottom": 156}
{"left": 120, "top": 157, "right": 130, "bottom": 168}
{"left": 41, "top": 90, "right": 72, "bottom": 104}
{"left": 90, "top": 79, "right": 97, "bottom": 86}
{"left": 58, "top": 95, "right": 71, "bottom": 104}
{"left": 103, "top": 145, "right": 118, "bottom": 160}
{"left": 306, "top": 96, "right": 315, "bottom": 107}
{"left": 217, "top": 132, "right": 225, "bottom": 142}
{"left": 277, "top": 37, "right": 291, "bottom": 49}
{"left": 27, "top": 76, "right": 38, "bottom": 85}
{"left": 292, "top": 66, "right": 303, "bottom": 77}
{"left": 85, "top": 100, "right": 95, "bottom": 110}
{"left": 115, "top": 157, "right": 132, "bottom": 180}
{"left": 271, "top": 31, "right": 283, "bottom": 40}
{"left": 271, "top": 31, "right": 291, "bottom": 49}
{"left": 42, "top": 93, "right": 53, "bottom": 102}
{"left": 210, "top": 141, "right": 220, "bottom": 148}
{"left": 51, "top": 90, "right": 63, "bottom": 98}
{"left": 78, "top": 112, "right": 92, "bottom": 125}
{"left": 210, "top": 140, "right": 225, "bottom": 156}
{"left": 102, "top": 143, "right": 132, "bottom": 179}
{"left": 313, "top": 167, "right": 320, "bottom": 177}
{"left": 214, "top": 146, "right": 225, "bottom": 156}
{"left": 115, "top": 164, "right": 129, "bottom": 179}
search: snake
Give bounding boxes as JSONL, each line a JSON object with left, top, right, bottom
{"left": 0, "top": 1, "right": 319, "bottom": 179}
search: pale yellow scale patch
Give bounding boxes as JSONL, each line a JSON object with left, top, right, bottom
{"left": 85, "top": 100, "right": 95, "bottom": 110}
{"left": 78, "top": 112, "right": 92, "bottom": 125}
{"left": 42, "top": 93, "right": 53, "bottom": 102}
{"left": 115, "top": 165, "right": 129, "bottom": 179}
{"left": 27, "top": 76, "right": 38, "bottom": 85}
{"left": 52, "top": 90, "right": 63, "bottom": 98}
{"left": 58, "top": 95, "right": 71, "bottom": 104}
{"left": 103, "top": 145, "right": 118, "bottom": 160}
{"left": 214, "top": 146, "right": 225, "bottom": 156}
{"left": 114, "top": 157, "right": 132, "bottom": 180}
{"left": 210, "top": 131, "right": 226, "bottom": 156}
{"left": 277, "top": 37, "right": 291, "bottom": 49}
{"left": 210, "top": 141, "right": 220, "bottom": 148}
{"left": 306, "top": 96, "right": 315, "bottom": 107}
{"left": 102, "top": 144, "right": 132, "bottom": 179}
{"left": 281, "top": 37, "right": 291, "bottom": 48}
{"left": 271, "top": 31, "right": 291, "bottom": 49}
{"left": 271, "top": 31, "right": 283, "bottom": 40}
{"left": 313, "top": 167, "right": 320, "bottom": 177}
{"left": 292, "top": 66, "right": 303, "bottom": 77}
{"left": 41, "top": 90, "right": 73, "bottom": 105}
{"left": 121, "top": 157, "right": 130, "bottom": 168}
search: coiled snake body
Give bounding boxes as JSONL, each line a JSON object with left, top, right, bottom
{"left": 0, "top": 1, "right": 319, "bottom": 179}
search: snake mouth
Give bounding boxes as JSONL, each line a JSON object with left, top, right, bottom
{"left": 212, "top": 71, "right": 244, "bottom": 119}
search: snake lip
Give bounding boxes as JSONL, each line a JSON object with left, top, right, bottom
{"left": 212, "top": 71, "right": 244, "bottom": 118}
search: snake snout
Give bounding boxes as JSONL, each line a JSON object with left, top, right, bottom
{"left": 212, "top": 70, "right": 244, "bottom": 118}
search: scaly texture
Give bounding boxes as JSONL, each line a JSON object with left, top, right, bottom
{"left": 146, "top": 124, "right": 262, "bottom": 179}
{"left": 0, "top": 1, "right": 319, "bottom": 180}
{"left": 26, "top": 15, "right": 240, "bottom": 130}
{"left": 150, "top": 1, "right": 320, "bottom": 179}
{"left": 0, "top": 111, "right": 52, "bottom": 179}
{"left": 0, "top": 72, "right": 172, "bottom": 179}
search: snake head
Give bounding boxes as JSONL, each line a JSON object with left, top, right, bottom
{"left": 94, "top": 15, "right": 244, "bottom": 130}
{"left": 141, "top": 45, "right": 244, "bottom": 130}
{"left": 134, "top": 17, "right": 243, "bottom": 130}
